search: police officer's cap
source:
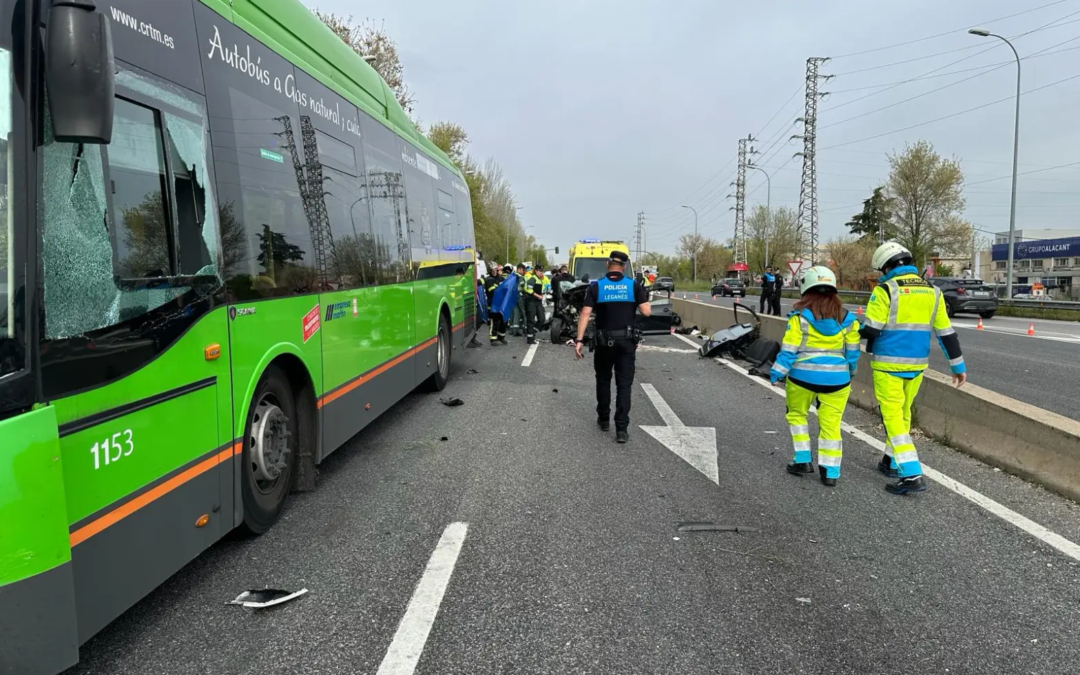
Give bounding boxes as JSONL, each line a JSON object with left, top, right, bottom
{"left": 608, "top": 251, "right": 629, "bottom": 265}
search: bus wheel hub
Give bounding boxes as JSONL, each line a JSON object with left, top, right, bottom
{"left": 251, "top": 399, "right": 289, "bottom": 482}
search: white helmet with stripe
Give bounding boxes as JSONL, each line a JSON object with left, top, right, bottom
{"left": 872, "top": 241, "right": 913, "bottom": 272}
{"left": 799, "top": 266, "right": 837, "bottom": 295}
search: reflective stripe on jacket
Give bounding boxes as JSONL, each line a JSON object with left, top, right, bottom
{"left": 770, "top": 308, "right": 861, "bottom": 387}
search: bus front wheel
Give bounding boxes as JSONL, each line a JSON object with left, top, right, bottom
{"left": 240, "top": 365, "right": 298, "bottom": 534}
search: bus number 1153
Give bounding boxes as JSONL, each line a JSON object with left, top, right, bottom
{"left": 90, "top": 430, "right": 135, "bottom": 470}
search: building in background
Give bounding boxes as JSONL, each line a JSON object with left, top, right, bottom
{"left": 980, "top": 228, "right": 1080, "bottom": 299}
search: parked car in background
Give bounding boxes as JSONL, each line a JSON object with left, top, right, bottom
{"left": 929, "top": 277, "right": 998, "bottom": 319}
{"left": 652, "top": 276, "right": 675, "bottom": 293}
{"left": 711, "top": 278, "right": 746, "bottom": 298}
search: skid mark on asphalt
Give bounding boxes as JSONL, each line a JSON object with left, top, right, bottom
{"left": 712, "top": 356, "right": 1080, "bottom": 563}
{"left": 376, "top": 522, "right": 469, "bottom": 675}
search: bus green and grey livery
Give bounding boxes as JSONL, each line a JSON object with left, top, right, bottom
{"left": 0, "top": 1, "right": 476, "bottom": 672}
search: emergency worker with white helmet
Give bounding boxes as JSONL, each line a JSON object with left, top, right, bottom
{"left": 770, "top": 266, "right": 862, "bottom": 486}
{"left": 860, "top": 242, "right": 967, "bottom": 495}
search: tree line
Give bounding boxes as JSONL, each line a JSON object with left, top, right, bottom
{"left": 313, "top": 11, "right": 547, "bottom": 269}
{"left": 652, "top": 140, "right": 976, "bottom": 289}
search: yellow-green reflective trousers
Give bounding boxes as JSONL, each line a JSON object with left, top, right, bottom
{"left": 872, "top": 371, "right": 924, "bottom": 478}
{"left": 785, "top": 381, "right": 850, "bottom": 479}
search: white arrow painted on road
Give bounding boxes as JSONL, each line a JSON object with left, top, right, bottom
{"left": 639, "top": 383, "right": 718, "bottom": 484}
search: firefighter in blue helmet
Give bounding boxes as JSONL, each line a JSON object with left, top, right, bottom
{"left": 770, "top": 266, "right": 861, "bottom": 486}
{"left": 861, "top": 242, "right": 968, "bottom": 495}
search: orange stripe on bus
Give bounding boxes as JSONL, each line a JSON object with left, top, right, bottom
{"left": 318, "top": 337, "right": 437, "bottom": 408}
{"left": 69, "top": 446, "right": 237, "bottom": 548}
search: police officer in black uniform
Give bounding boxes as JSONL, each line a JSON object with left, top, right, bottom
{"left": 574, "top": 251, "right": 651, "bottom": 443}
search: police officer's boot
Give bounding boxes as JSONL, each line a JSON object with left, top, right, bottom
{"left": 818, "top": 466, "right": 837, "bottom": 487}
{"left": 877, "top": 454, "right": 900, "bottom": 478}
{"left": 786, "top": 462, "right": 814, "bottom": 476}
{"left": 886, "top": 475, "right": 927, "bottom": 495}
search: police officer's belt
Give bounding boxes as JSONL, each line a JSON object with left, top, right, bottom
{"left": 596, "top": 328, "right": 641, "bottom": 347}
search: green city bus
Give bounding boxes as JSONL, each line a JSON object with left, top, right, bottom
{"left": 0, "top": 1, "right": 477, "bottom": 672}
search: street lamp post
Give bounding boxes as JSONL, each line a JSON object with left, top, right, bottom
{"left": 747, "top": 164, "right": 771, "bottom": 269}
{"left": 681, "top": 204, "right": 699, "bottom": 283}
{"left": 969, "top": 27, "right": 1021, "bottom": 299}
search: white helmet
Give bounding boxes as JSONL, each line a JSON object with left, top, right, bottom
{"left": 872, "top": 242, "right": 913, "bottom": 272}
{"left": 800, "top": 266, "right": 837, "bottom": 295}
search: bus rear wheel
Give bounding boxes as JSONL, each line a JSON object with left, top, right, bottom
{"left": 240, "top": 365, "right": 298, "bottom": 534}
{"left": 425, "top": 314, "right": 452, "bottom": 392}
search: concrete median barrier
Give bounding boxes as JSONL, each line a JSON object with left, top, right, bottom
{"left": 674, "top": 298, "right": 1080, "bottom": 503}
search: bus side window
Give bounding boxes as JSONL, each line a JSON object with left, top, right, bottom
{"left": 109, "top": 98, "right": 172, "bottom": 279}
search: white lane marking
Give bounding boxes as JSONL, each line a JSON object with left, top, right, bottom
{"left": 715, "top": 357, "right": 1080, "bottom": 563}
{"left": 640, "top": 383, "right": 718, "bottom": 484}
{"left": 951, "top": 321, "right": 1080, "bottom": 344}
{"left": 376, "top": 522, "right": 469, "bottom": 675}
{"left": 672, "top": 333, "right": 704, "bottom": 349}
{"left": 638, "top": 345, "right": 697, "bottom": 354}
{"left": 521, "top": 342, "right": 539, "bottom": 367}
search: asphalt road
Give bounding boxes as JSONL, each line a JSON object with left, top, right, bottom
{"left": 67, "top": 335, "right": 1080, "bottom": 675}
{"left": 696, "top": 292, "right": 1080, "bottom": 421}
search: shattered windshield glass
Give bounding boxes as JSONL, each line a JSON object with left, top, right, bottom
{"left": 41, "top": 69, "right": 221, "bottom": 340}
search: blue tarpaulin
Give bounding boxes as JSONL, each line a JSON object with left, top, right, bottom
{"left": 490, "top": 274, "right": 520, "bottom": 318}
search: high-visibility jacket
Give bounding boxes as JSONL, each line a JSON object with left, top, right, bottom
{"left": 521, "top": 272, "right": 536, "bottom": 298}
{"left": 770, "top": 308, "right": 861, "bottom": 387}
{"left": 859, "top": 265, "right": 966, "bottom": 376}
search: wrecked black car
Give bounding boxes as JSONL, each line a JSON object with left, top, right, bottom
{"left": 549, "top": 279, "right": 682, "bottom": 344}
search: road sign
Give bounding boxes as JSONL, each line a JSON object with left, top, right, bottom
{"left": 787, "top": 260, "right": 804, "bottom": 276}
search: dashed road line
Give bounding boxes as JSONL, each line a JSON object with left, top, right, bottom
{"left": 376, "top": 522, "right": 470, "bottom": 675}
{"left": 521, "top": 342, "right": 539, "bottom": 367}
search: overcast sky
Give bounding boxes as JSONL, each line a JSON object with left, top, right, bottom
{"left": 311, "top": 0, "right": 1080, "bottom": 257}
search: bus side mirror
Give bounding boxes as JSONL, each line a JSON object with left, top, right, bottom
{"left": 46, "top": 0, "right": 115, "bottom": 144}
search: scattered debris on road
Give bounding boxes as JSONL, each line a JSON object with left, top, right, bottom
{"left": 552, "top": 388, "right": 559, "bottom": 393}
{"left": 467, "top": 368, "right": 479, "bottom": 374}
{"left": 440, "top": 397, "right": 464, "bottom": 407}
{"left": 796, "top": 597, "right": 812, "bottom": 604}
{"left": 227, "top": 588, "right": 308, "bottom": 609}
{"left": 677, "top": 522, "right": 760, "bottom": 533}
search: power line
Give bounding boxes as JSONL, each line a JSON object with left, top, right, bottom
{"left": 820, "top": 41, "right": 1078, "bottom": 130}
{"left": 826, "top": 16, "right": 1080, "bottom": 114}
{"left": 829, "top": 8, "right": 1080, "bottom": 78}
{"left": 828, "top": 0, "right": 1067, "bottom": 59}
{"left": 819, "top": 72, "right": 1080, "bottom": 151}
{"left": 965, "top": 160, "right": 1080, "bottom": 186}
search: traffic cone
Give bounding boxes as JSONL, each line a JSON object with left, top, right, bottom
{"left": 976, "top": 317, "right": 984, "bottom": 330}
{"left": 857, "top": 305, "right": 864, "bottom": 315}
{"left": 1027, "top": 322, "right": 1035, "bottom": 336}
{"left": 694, "top": 293, "right": 699, "bottom": 300}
